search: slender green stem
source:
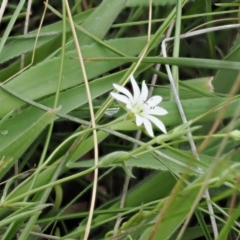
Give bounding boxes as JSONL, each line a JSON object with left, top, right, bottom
{"left": 205, "top": 0, "right": 216, "bottom": 60}
{"left": 111, "top": 10, "right": 239, "bottom": 28}
{"left": 5, "top": 166, "right": 97, "bottom": 204}
{"left": 171, "top": 0, "right": 182, "bottom": 99}
{"left": 82, "top": 55, "right": 240, "bottom": 71}
{"left": 18, "top": 1, "right": 67, "bottom": 239}
{"left": 63, "top": 1, "right": 99, "bottom": 239}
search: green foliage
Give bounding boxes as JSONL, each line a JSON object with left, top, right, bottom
{"left": 0, "top": 108, "right": 57, "bottom": 179}
{"left": 126, "top": 0, "right": 195, "bottom": 7}
{"left": 0, "top": 0, "right": 240, "bottom": 239}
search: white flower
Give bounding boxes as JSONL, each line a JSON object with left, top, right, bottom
{"left": 110, "top": 75, "right": 168, "bottom": 137}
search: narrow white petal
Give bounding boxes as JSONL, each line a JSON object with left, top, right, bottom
{"left": 146, "top": 96, "right": 162, "bottom": 106}
{"left": 135, "top": 114, "right": 144, "bottom": 126}
{"left": 142, "top": 118, "right": 154, "bottom": 137}
{"left": 144, "top": 106, "right": 168, "bottom": 116}
{"left": 113, "top": 84, "right": 133, "bottom": 101}
{"left": 130, "top": 75, "right": 141, "bottom": 104}
{"left": 110, "top": 92, "right": 130, "bottom": 105}
{"left": 141, "top": 80, "right": 148, "bottom": 101}
{"left": 144, "top": 115, "right": 167, "bottom": 133}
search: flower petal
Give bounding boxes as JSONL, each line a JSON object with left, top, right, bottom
{"left": 142, "top": 117, "right": 154, "bottom": 137}
{"left": 135, "top": 114, "right": 144, "bottom": 126}
{"left": 146, "top": 96, "right": 162, "bottom": 106}
{"left": 130, "top": 75, "right": 141, "bottom": 104}
{"left": 110, "top": 92, "right": 130, "bottom": 105}
{"left": 144, "top": 115, "right": 167, "bottom": 134}
{"left": 144, "top": 106, "right": 168, "bottom": 116}
{"left": 113, "top": 84, "right": 133, "bottom": 102}
{"left": 141, "top": 80, "right": 148, "bottom": 101}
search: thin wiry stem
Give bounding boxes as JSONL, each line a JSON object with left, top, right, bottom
{"left": 64, "top": 2, "right": 99, "bottom": 240}
{"left": 165, "top": 23, "right": 240, "bottom": 42}
{"left": 113, "top": 130, "right": 142, "bottom": 234}
{"left": 113, "top": 0, "right": 153, "bottom": 235}
{"left": 15, "top": 0, "right": 33, "bottom": 194}
{"left": 170, "top": 0, "right": 182, "bottom": 100}
{"left": 148, "top": 22, "right": 175, "bottom": 97}
{"left": 180, "top": 100, "right": 240, "bottom": 240}
{"left": 0, "top": 227, "right": 75, "bottom": 240}
{"left": 3, "top": 1, "right": 48, "bottom": 85}
{"left": 146, "top": 22, "right": 175, "bottom": 183}
{"left": 94, "top": 5, "right": 155, "bottom": 126}
{"left": 0, "top": 0, "right": 7, "bottom": 23}
{"left": 111, "top": 11, "right": 240, "bottom": 28}
{"left": 17, "top": 1, "right": 60, "bottom": 238}
{"left": 161, "top": 24, "right": 223, "bottom": 239}
{"left": 20, "top": 0, "right": 32, "bottom": 69}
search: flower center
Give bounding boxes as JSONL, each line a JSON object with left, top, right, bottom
{"left": 135, "top": 105, "right": 143, "bottom": 114}
{"left": 132, "top": 101, "right": 146, "bottom": 115}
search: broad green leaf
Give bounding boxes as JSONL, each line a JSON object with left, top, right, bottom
{"left": 89, "top": 56, "right": 240, "bottom": 71}
{"left": 213, "top": 32, "right": 240, "bottom": 93}
{"left": 85, "top": 171, "right": 177, "bottom": 234}
{"left": 0, "top": 36, "right": 148, "bottom": 117}
{"left": 80, "top": 96, "right": 240, "bottom": 130}
{"left": 0, "top": 0, "right": 25, "bottom": 55}
{"left": 217, "top": 200, "right": 240, "bottom": 240}
{"left": 0, "top": 10, "right": 93, "bottom": 64}
{"left": 0, "top": 34, "right": 64, "bottom": 82}
{"left": 3, "top": 170, "right": 175, "bottom": 240}
{"left": 0, "top": 204, "right": 49, "bottom": 240}
{"left": 66, "top": 97, "right": 240, "bottom": 163}
{"left": 204, "top": 140, "right": 235, "bottom": 156}
{"left": 153, "top": 77, "right": 215, "bottom": 100}
{"left": 0, "top": 35, "right": 55, "bottom": 65}
{"left": 5, "top": 166, "right": 55, "bottom": 203}
{"left": 202, "top": 118, "right": 240, "bottom": 156}
{"left": 139, "top": 187, "right": 201, "bottom": 240}
{"left": 169, "top": 225, "right": 215, "bottom": 240}
{"left": 127, "top": 0, "right": 172, "bottom": 6}
{"left": 0, "top": 207, "right": 44, "bottom": 228}
{"left": 66, "top": 76, "right": 216, "bottom": 119}
{"left": 0, "top": 107, "right": 58, "bottom": 179}
{"left": 127, "top": 0, "right": 195, "bottom": 7}
{"left": 69, "top": 149, "right": 211, "bottom": 175}
{"left": 38, "top": 9, "right": 93, "bottom": 34}
{"left": 72, "top": 0, "right": 126, "bottom": 47}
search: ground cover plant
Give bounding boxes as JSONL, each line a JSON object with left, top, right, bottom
{"left": 1, "top": 0, "right": 240, "bottom": 239}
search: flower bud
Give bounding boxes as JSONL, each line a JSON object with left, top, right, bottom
{"left": 230, "top": 130, "right": 240, "bottom": 141}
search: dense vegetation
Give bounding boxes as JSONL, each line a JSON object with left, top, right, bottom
{"left": 1, "top": 0, "right": 240, "bottom": 239}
